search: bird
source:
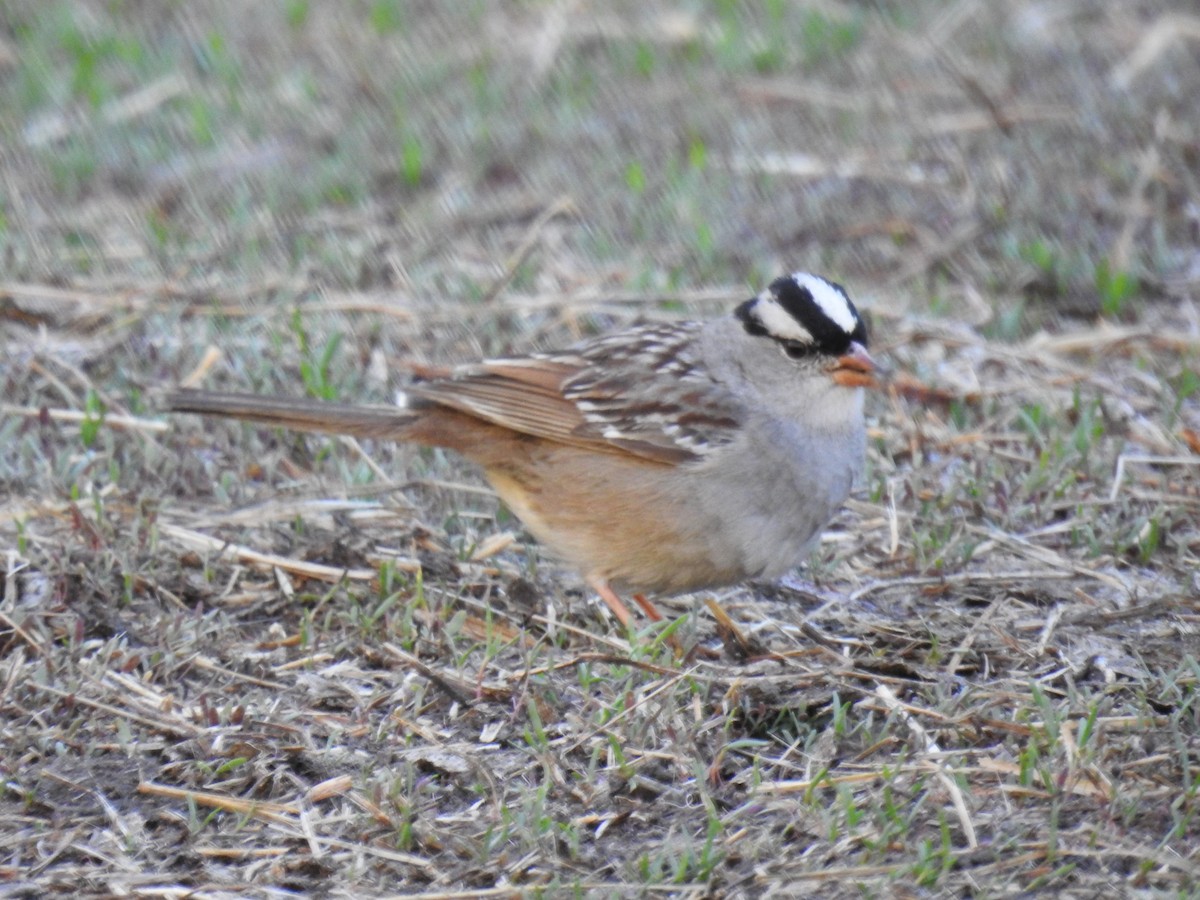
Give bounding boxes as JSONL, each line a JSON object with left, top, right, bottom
{"left": 166, "top": 272, "right": 876, "bottom": 629}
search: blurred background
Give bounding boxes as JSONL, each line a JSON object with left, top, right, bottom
{"left": 4, "top": 1, "right": 1196, "bottom": 338}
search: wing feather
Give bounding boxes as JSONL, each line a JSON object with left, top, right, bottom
{"left": 409, "top": 323, "right": 745, "bottom": 464}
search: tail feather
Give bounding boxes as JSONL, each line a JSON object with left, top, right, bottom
{"left": 165, "top": 389, "right": 415, "bottom": 439}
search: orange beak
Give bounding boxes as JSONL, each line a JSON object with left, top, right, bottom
{"left": 830, "top": 341, "right": 878, "bottom": 389}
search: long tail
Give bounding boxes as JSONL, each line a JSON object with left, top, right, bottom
{"left": 165, "top": 389, "right": 416, "bottom": 439}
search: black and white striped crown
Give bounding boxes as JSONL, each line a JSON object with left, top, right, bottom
{"left": 735, "top": 272, "right": 867, "bottom": 357}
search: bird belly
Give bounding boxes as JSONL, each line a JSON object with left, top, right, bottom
{"left": 483, "top": 457, "right": 732, "bottom": 595}
{"left": 481, "top": 421, "right": 862, "bottom": 596}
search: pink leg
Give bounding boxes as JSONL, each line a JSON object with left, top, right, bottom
{"left": 588, "top": 577, "right": 635, "bottom": 630}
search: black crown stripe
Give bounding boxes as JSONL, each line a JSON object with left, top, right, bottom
{"left": 768, "top": 275, "right": 868, "bottom": 354}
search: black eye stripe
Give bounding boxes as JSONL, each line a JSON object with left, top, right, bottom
{"left": 734, "top": 298, "right": 768, "bottom": 337}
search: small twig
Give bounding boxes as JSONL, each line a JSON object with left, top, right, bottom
{"left": 1034, "top": 604, "right": 1066, "bottom": 656}
{"left": 480, "top": 195, "right": 576, "bottom": 303}
{"left": 876, "top": 683, "right": 978, "bottom": 849}
{"left": 1110, "top": 13, "right": 1200, "bottom": 88}
{"left": 382, "top": 643, "right": 483, "bottom": 706}
{"left": 703, "top": 597, "right": 761, "bottom": 658}
{"left": 1109, "top": 111, "right": 1167, "bottom": 273}
{"left": 338, "top": 434, "right": 392, "bottom": 482}
{"left": 0, "top": 404, "right": 169, "bottom": 434}
{"left": 884, "top": 220, "right": 984, "bottom": 287}
{"left": 507, "top": 652, "right": 688, "bottom": 681}
{"left": 179, "top": 344, "right": 223, "bottom": 388}
{"left": 944, "top": 594, "right": 1007, "bottom": 676}
{"left": 30, "top": 683, "right": 203, "bottom": 739}
{"left": 564, "top": 670, "right": 690, "bottom": 753}
{"left": 138, "top": 781, "right": 298, "bottom": 824}
{"left": 968, "top": 526, "right": 1129, "bottom": 592}
{"left": 22, "top": 73, "right": 189, "bottom": 147}
{"left": 756, "top": 770, "right": 887, "bottom": 794}
{"left": 160, "top": 522, "right": 377, "bottom": 583}
{"left": 1109, "top": 454, "right": 1200, "bottom": 501}
{"left": 850, "top": 569, "right": 1075, "bottom": 602}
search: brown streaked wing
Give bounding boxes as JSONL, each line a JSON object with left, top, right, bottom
{"left": 565, "top": 372, "right": 744, "bottom": 464}
{"left": 407, "top": 356, "right": 597, "bottom": 449}
{"left": 565, "top": 322, "right": 746, "bottom": 464}
{"left": 408, "top": 323, "right": 746, "bottom": 465}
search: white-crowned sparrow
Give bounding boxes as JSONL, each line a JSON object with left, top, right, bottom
{"left": 167, "top": 272, "right": 875, "bottom": 625}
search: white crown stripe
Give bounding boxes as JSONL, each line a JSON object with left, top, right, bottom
{"left": 755, "top": 297, "right": 815, "bottom": 343}
{"left": 791, "top": 272, "right": 857, "bottom": 334}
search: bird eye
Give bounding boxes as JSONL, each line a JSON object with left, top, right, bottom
{"left": 781, "top": 341, "right": 810, "bottom": 360}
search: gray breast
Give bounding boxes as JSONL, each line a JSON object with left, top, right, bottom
{"left": 695, "top": 415, "right": 864, "bottom": 581}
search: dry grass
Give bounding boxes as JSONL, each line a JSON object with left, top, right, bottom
{"left": 2, "top": 1, "right": 1199, "bottom": 896}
